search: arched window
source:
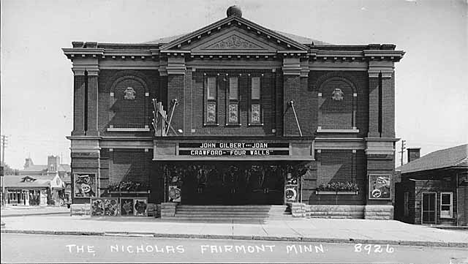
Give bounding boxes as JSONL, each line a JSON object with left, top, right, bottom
{"left": 109, "top": 75, "right": 149, "bottom": 130}
{"left": 317, "top": 77, "right": 357, "bottom": 131}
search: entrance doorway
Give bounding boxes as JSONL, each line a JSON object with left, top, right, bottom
{"left": 422, "top": 192, "right": 436, "bottom": 224}
{"left": 164, "top": 162, "right": 287, "bottom": 205}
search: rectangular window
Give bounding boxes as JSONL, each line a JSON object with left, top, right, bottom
{"left": 227, "top": 77, "right": 239, "bottom": 125}
{"left": 205, "top": 76, "right": 217, "bottom": 125}
{"left": 249, "top": 76, "right": 262, "bottom": 125}
{"left": 251, "top": 77, "right": 260, "bottom": 100}
{"left": 229, "top": 77, "right": 238, "bottom": 100}
{"left": 440, "top": 192, "right": 453, "bottom": 218}
{"left": 207, "top": 77, "right": 217, "bottom": 100}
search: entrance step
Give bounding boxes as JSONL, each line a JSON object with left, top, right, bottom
{"left": 173, "top": 205, "right": 292, "bottom": 222}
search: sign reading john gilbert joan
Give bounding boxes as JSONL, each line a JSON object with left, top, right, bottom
{"left": 178, "top": 142, "right": 289, "bottom": 156}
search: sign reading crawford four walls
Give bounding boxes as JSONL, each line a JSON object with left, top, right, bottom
{"left": 178, "top": 143, "right": 290, "bottom": 156}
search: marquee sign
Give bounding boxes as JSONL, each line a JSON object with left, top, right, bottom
{"left": 178, "top": 142, "right": 289, "bottom": 156}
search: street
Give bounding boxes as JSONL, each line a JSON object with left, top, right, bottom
{"left": 1, "top": 233, "right": 467, "bottom": 263}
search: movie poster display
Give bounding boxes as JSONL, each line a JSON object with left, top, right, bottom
{"left": 120, "top": 198, "right": 134, "bottom": 216}
{"left": 91, "top": 197, "right": 119, "bottom": 216}
{"left": 134, "top": 198, "right": 148, "bottom": 216}
{"left": 168, "top": 185, "right": 181, "bottom": 202}
{"left": 91, "top": 198, "right": 105, "bottom": 216}
{"left": 284, "top": 185, "right": 298, "bottom": 203}
{"left": 74, "top": 174, "right": 97, "bottom": 198}
{"left": 369, "top": 174, "right": 391, "bottom": 200}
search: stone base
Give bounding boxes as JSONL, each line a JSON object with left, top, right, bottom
{"left": 160, "top": 202, "right": 178, "bottom": 218}
{"left": 364, "top": 205, "right": 394, "bottom": 220}
{"left": 291, "top": 203, "right": 366, "bottom": 219}
{"left": 70, "top": 203, "right": 91, "bottom": 216}
{"left": 147, "top": 203, "right": 161, "bottom": 218}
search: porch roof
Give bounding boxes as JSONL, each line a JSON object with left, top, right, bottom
{"left": 396, "top": 144, "right": 468, "bottom": 174}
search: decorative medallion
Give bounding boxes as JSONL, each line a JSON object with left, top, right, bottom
{"left": 331, "top": 88, "right": 344, "bottom": 101}
{"left": 124, "top": 87, "right": 136, "bottom": 100}
{"left": 208, "top": 35, "right": 262, "bottom": 50}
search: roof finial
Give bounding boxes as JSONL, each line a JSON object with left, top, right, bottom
{"left": 227, "top": 5, "right": 242, "bottom": 17}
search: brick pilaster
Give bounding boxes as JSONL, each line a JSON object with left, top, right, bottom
{"left": 72, "top": 69, "right": 85, "bottom": 136}
{"left": 167, "top": 74, "right": 185, "bottom": 136}
{"left": 87, "top": 69, "right": 99, "bottom": 136}
{"left": 283, "top": 75, "right": 302, "bottom": 136}
{"left": 368, "top": 76, "right": 380, "bottom": 137}
{"left": 381, "top": 74, "right": 395, "bottom": 138}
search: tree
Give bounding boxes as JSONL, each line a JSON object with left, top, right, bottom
{"left": 1, "top": 163, "right": 19, "bottom": 175}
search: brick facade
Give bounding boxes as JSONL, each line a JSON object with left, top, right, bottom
{"left": 63, "top": 7, "right": 404, "bottom": 219}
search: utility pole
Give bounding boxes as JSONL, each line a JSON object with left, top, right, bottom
{"left": 399, "top": 139, "right": 406, "bottom": 167}
{"left": 1, "top": 135, "right": 7, "bottom": 166}
{"left": 1, "top": 135, "right": 7, "bottom": 207}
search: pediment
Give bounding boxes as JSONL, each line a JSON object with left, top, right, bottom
{"left": 160, "top": 15, "right": 308, "bottom": 53}
{"left": 189, "top": 29, "right": 280, "bottom": 54}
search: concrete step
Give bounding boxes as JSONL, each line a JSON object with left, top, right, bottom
{"left": 175, "top": 213, "right": 292, "bottom": 218}
{"left": 173, "top": 205, "right": 292, "bottom": 221}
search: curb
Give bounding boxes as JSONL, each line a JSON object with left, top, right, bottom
{"left": 2, "top": 229, "right": 467, "bottom": 248}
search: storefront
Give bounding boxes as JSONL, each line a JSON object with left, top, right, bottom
{"left": 3, "top": 175, "right": 65, "bottom": 206}
{"left": 154, "top": 140, "right": 314, "bottom": 205}
{"left": 395, "top": 145, "right": 468, "bottom": 226}
{"left": 64, "top": 5, "right": 404, "bottom": 219}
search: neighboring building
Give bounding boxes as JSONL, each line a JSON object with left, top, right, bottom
{"left": 3, "top": 174, "right": 65, "bottom": 206}
{"left": 395, "top": 145, "right": 468, "bottom": 226}
{"left": 63, "top": 6, "right": 404, "bottom": 219}
{"left": 2, "top": 156, "right": 72, "bottom": 206}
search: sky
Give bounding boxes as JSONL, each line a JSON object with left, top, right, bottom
{"left": 1, "top": 0, "right": 467, "bottom": 169}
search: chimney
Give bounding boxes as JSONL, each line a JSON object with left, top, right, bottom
{"left": 407, "top": 148, "right": 421, "bottom": 163}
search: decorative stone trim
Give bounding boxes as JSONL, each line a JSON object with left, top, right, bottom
{"left": 107, "top": 125, "right": 150, "bottom": 132}
{"left": 316, "top": 128, "right": 359, "bottom": 134}
{"left": 316, "top": 191, "right": 358, "bottom": 195}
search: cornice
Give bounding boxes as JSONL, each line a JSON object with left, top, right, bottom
{"left": 63, "top": 48, "right": 104, "bottom": 60}
{"left": 363, "top": 49, "right": 405, "bottom": 62}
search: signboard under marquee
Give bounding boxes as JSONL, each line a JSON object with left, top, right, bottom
{"left": 178, "top": 142, "right": 289, "bottom": 156}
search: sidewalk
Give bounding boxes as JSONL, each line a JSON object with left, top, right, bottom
{"left": 2, "top": 212, "right": 467, "bottom": 248}
{"left": 1, "top": 206, "right": 69, "bottom": 217}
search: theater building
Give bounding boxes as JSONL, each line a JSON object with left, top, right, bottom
{"left": 63, "top": 6, "right": 404, "bottom": 219}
